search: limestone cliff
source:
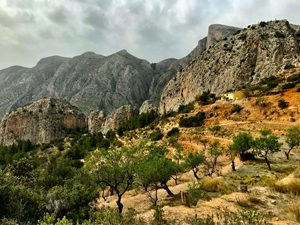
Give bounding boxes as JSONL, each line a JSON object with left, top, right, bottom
{"left": 159, "top": 20, "right": 300, "bottom": 113}
{"left": 87, "top": 105, "right": 138, "bottom": 134}
{"left": 0, "top": 98, "right": 86, "bottom": 145}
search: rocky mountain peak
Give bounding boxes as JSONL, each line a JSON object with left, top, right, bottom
{"left": 206, "top": 24, "right": 241, "bottom": 48}
{"left": 159, "top": 19, "right": 300, "bottom": 113}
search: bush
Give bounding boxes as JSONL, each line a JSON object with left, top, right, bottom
{"left": 187, "top": 181, "right": 210, "bottom": 206}
{"left": 278, "top": 99, "right": 289, "bottom": 110}
{"left": 179, "top": 112, "right": 206, "bottom": 127}
{"left": 178, "top": 103, "right": 194, "bottom": 113}
{"left": 238, "top": 34, "right": 247, "bottom": 40}
{"left": 284, "top": 64, "right": 296, "bottom": 70}
{"left": 274, "top": 31, "right": 285, "bottom": 38}
{"left": 259, "top": 21, "right": 267, "bottom": 27}
{"left": 281, "top": 82, "right": 297, "bottom": 90}
{"left": 149, "top": 131, "right": 164, "bottom": 141}
{"left": 297, "top": 87, "right": 300, "bottom": 92}
{"left": 167, "top": 127, "right": 179, "bottom": 137}
{"left": 287, "top": 73, "right": 300, "bottom": 82}
{"left": 231, "top": 104, "right": 242, "bottom": 113}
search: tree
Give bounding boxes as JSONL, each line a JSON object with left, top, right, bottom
{"left": 278, "top": 99, "right": 289, "bottom": 111}
{"left": 171, "top": 144, "right": 184, "bottom": 185}
{"left": 251, "top": 135, "right": 282, "bottom": 170}
{"left": 232, "top": 132, "right": 253, "bottom": 161}
{"left": 202, "top": 140, "right": 223, "bottom": 176}
{"left": 93, "top": 148, "right": 135, "bottom": 213}
{"left": 259, "top": 129, "right": 272, "bottom": 137}
{"left": 208, "top": 126, "right": 221, "bottom": 137}
{"left": 227, "top": 144, "right": 237, "bottom": 171}
{"left": 285, "top": 125, "right": 300, "bottom": 160}
{"left": 184, "top": 151, "right": 204, "bottom": 179}
{"left": 134, "top": 144, "right": 175, "bottom": 205}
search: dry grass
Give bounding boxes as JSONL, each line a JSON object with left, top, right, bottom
{"left": 236, "top": 191, "right": 263, "bottom": 208}
{"left": 293, "top": 166, "right": 300, "bottom": 178}
{"left": 201, "top": 177, "right": 229, "bottom": 193}
{"left": 274, "top": 178, "right": 300, "bottom": 195}
{"left": 283, "top": 199, "right": 300, "bottom": 223}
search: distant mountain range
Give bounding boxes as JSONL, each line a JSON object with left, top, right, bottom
{"left": 0, "top": 24, "right": 241, "bottom": 119}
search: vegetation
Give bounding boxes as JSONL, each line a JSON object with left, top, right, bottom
{"left": 179, "top": 112, "right": 206, "bottom": 127}
{"left": 149, "top": 131, "right": 164, "bottom": 141}
{"left": 251, "top": 135, "right": 282, "bottom": 170}
{"left": 117, "top": 109, "right": 158, "bottom": 136}
{"left": 178, "top": 103, "right": 194, "bottom": 113}
{"left": 285, "top": 125, "right": 300, "bottom": 159}
{"left": 195, "top": 91, "right": 217, "bottom": 105}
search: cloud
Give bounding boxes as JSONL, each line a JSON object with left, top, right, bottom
{"left": 0, "top": 0, "right": 300, "bottom": 69}
{"left": 47, "top": 6, "right": 68, "bottom": 24}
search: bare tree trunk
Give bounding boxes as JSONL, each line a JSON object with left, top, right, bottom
{"left": 231, "top": 160, "right": 236, "bottom": 171}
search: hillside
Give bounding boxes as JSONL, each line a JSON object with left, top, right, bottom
{"left": 160, "top": 20, "right": 300, "bottom": 113}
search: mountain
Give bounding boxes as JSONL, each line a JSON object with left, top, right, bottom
{"left": 0, "top": 23, "right": 242, "bottom": 120}
{"left": 0, "top": 50, "right": 162, "bottom": 118}
{"left": 159, "top": 20, "right": 300, "bottom": 113}
{"left": 0, "top": 98, "right": 86, "bottom": 145}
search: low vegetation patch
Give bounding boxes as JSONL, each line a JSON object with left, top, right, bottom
{"left": 179, "top": 112, "right": 206, "bottom": 127}
{"left": 274, "top": 178, "right": 300, "bottom": 195}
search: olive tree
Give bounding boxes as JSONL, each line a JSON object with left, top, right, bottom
{"left": 93, "top": 148, "right": 135, "bottom": 214}
{"left": 251, "top": 135, "right": 282, "bottom": 170}
{"left": 285, "top": 125, "right": 300, "bottom": 160}
{"left": 134, "top": 144, "right": 175, "bottom": 205}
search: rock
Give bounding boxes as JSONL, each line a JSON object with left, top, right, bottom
{"left": 88, "top": 105, "right": 138, "bottom": 134}
{"left": 0, "top": 50, "right": 161, "bottom": 118}
{"left": 139, "top": 100, "right": 157, "bottom": 114}
{"left": 159, "top": 20, "right": 300, "bottom": 113}
{"left": 87, "top": 110, "right": 105, "bottom": 134}
{"left": 206, "top": 24, "right": 241, "bottom": 48}
{"left": 0, "top": 98, "right": 86, "bottom": 145}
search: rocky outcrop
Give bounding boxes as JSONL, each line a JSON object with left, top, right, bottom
{"left": 0, "top": 98, "right": 86, "bottom": 145}
{"left": 139, "top": 100, "right": 157, "bottom": 114}
{"left": 160, "top": 20, "right": 300, "bottom": 113}
{"left": 87, "top": 105, "right": 138, "bottom": 134}
{"left": 206, "top": 24, "right": 241, "bottom": 48}
{"left": 87, "top": 110, "right": 105, "bottom": 134}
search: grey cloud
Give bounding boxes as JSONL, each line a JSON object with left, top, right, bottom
{"left": 84, "top": 8, "right": 108, "bottom": 29}
{"left": 0, "top": 10, "right": 15, "bottom": 28}
{"left": 47, "top": 6, "right": 68, "bottom": 24}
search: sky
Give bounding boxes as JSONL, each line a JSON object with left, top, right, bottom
{"left": 0, "top": 0, "right": 300, "bottom": 70}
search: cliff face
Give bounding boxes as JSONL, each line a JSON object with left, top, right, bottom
{"left": 159, "top": 20, "right": 300, "bottom": 113}
{"left": 0, "top": 98, "right": 86, "bottom": 145}
{"left": 148, "top": 24, "right": 241, "bottom": 106}
{"left": 87, "top": 105, "right": 138, "bottom": 134}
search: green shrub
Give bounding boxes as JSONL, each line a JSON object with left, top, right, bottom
{"left": 287, "top": 73, "right": 300, "bottom": 82}
{"left": 179, "top": 112, "right": 206, "bottom": 127}
{"left": 238, "top": 34, "right": 247, "bottom": 40}
{"left": 274, "top": 31, "right": 285, "bottom": 38}
{"left": 187, "top": 180, "right": 210, "bottom": 206}
{"left": 259, "top": 21, "right": 267, "bottom": 27}
{"left": 178, "top": 103, "right": 194, "bottom": 113}
{"left": 231, "top": 104, "right": 242, "bottom": 113}
{"left": 284, "top": 64, "right": 296, "bottom": 70}
{"left": 281, "top": 82, "right": 297, "bottom": 90}
{"left": 149, "top": 131, "right": 164, "bottom": 141}
{"left": 278, "top": 99, "right": 289, "bottom": 110}
{"left": 167, "top": 127, "right": 180, "bottom": 137}
{"left": 117, "top": 110, "right": 158, "bottom": 136}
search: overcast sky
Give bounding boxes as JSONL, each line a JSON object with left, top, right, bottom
{"left": 0, "top": 0, "right": 300, "bottom": 70}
